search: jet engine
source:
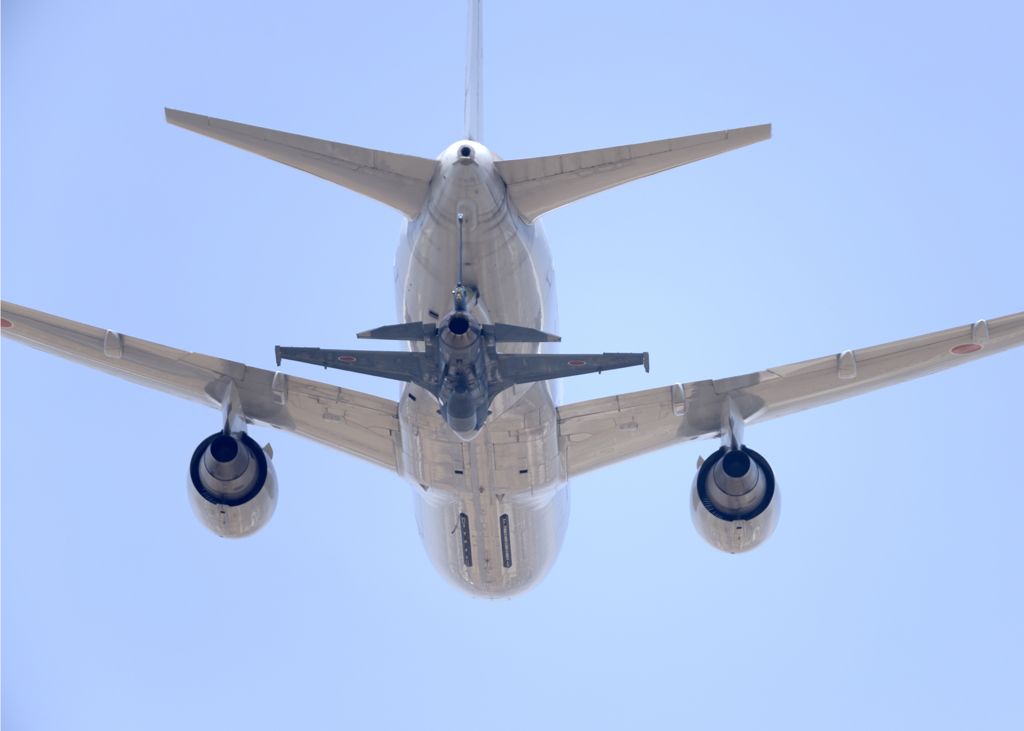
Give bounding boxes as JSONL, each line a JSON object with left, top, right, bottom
{"left": 690, "top": 446, "right": 780, "bottom": 554}
{"left": 187, "top": 432, "right": 278, "bottom": 538}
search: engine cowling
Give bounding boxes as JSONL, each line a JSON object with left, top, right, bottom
{"left": 690, "top": 446, "right": 780, "bottom": 554}
{"left": 188, "top": 432, "right": 278, "bottom": 538}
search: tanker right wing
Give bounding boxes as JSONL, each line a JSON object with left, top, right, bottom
{"left": 557, "top": 311, "right": 1024, "bottom": 478}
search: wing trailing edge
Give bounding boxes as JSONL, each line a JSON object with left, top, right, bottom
{"left": 494, "top": 124, "right": 771, "bottom": 224}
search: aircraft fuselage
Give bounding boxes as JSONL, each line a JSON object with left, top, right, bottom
{"left": 393, "top": 141, "right": 568, "bottom": 598}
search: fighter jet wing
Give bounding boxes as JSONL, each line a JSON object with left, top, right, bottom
{"left": 557, "top": 311, "right": 1024, "bottom": 478}
{"left": 1, "top": 301, "right": 403, "bottom": 472}
{"left": 495, "top": 351, "right": 649, "bottom": 386}
{"left": 275, "top": 346, "right": 437, "bottom": 392}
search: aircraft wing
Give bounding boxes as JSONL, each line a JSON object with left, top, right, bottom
{"left": 276, "top": 346, "right": 437, "bottom": 391}
{"left": 1, "top": 301, "right": 401, "bottom": 472}
{"left": 557, "top": 311, "right": 1024, "bottom": 478}
{"left": 496, "top": 352, "right": 649, "bottom": 385}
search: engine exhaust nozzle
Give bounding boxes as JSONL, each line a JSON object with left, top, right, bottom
{"left": 199, "top": 434, "right": 258, "bottom": 501}
{"left": 707, "top": 449, "right": 766, "bottom": 516}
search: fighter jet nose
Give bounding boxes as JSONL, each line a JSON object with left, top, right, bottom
{"left": 446, "top": 390, "right": 475, "bottom": 415}
{"left": 442, "top": 390, "right": 479, "bottom": 436}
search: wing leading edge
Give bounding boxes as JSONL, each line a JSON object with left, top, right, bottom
{"left": 557, "top": 312, "right": 1024, "bottom": 478}
{"left": 1, "top": 301, "right": 402, "bottom": 472}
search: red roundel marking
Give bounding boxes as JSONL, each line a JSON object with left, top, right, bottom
{"left": 338, "top": 355, "right": 357, "bottom": 362}
{"left": 0, "top": 318, "right": 11, "bottom": 328}
{"left": 568, "top": 360, "right": 586, "bottom": 366}
{"left": 951, "top": 343, "right": 983, "bottom": 355}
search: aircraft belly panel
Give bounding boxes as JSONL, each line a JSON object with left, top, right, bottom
{"left": 402, "top": 383, "right": 568, "bottom": 598}
{"left": 410, "top": 463, "right": 570, "bottom": 599}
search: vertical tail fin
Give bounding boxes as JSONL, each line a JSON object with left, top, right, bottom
{"left": 463, "top": 0, "right": 483, "bottom": 142}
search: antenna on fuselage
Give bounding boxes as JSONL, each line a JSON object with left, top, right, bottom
{"left": 454, "top": 213, "right": 467, "bottom": 312}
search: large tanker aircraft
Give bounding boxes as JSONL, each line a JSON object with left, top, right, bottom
{"left": 3, "top": 1, "right": 1023, "bottom": 599}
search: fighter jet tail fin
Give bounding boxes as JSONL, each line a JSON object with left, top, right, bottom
{"left": 356, "top": 323, "right": 435, "bottom": 341}
{"left": 483, "top": 324, "right": 561, "bottom": 343}
{"left": 357, "top": 321, "right": 560, "bottom": 343}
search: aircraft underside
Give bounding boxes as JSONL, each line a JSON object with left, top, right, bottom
{"left": 2, "top": 0, "right": 1022, "bottom": 600}
{"left": 394, "top": 140, "right": 571, "bottom": 597}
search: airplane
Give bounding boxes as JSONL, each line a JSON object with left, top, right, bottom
{"left": 3, "top": 0, "right": 1023, "bottom": 601}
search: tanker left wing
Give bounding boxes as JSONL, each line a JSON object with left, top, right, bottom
{"left": 0, "top": 301, "right": 403, "bottom": 472}
{"left": 558, "top": 311, "right": 1024, "bottom": 478}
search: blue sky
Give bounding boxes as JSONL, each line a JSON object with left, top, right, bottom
{"left": 3, "top": 1, "right": 1023, "bottom": 728}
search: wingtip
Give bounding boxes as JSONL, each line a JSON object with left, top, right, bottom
{"left": 164, "top": 108, "right": 209, "bottom": 129}
{"left": 643, "top": 352, "right": 650, "bottom": 373}
{"left": 732, "top": 122, "right": 772, "bottom": 142}
{"left": 356, "top": 330, "right": 371, "bottom": 339}
{"left": 275, "top": 346, "right": 282, "bottom": 367}
{"left": 550, "top": 334, "right": 562, "bottom": 343}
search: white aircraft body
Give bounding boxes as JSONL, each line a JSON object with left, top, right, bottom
{"left": 3, "top": 1, "right": 1023, "bottom": 599}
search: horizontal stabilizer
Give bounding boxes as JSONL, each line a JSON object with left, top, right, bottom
{"left": 276, "top": 346, "right": 437, "bottom": 390}
{"left": 496, "top": 352, "right": 648, "bottom": 386}
{"left": 494, "top": 124, "right": 771, "bottom": 223}
{"left": 483, "top": 323, "right": 561, "bottom": 343}
{"left": 356, "top": 323, "right": 435, "bottom": 341}
{"left": 166, "top": 109, "right": 438, "bottom": 219}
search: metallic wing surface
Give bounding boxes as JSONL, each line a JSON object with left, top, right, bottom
{"left": 276, "top": 347, "right": 646, "bottom": 387}
{"left": 0, "top": 301, "right": 401, "bottom": 471}
{"left": 558, "top": 312, "right": 1024, "bottom": 477}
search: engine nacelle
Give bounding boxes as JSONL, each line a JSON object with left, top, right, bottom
{"left": 188, "top": 432, "right": 278, "bottom": 538}
{"left": 690, "top": 446, "right": 780, "bottom": 554}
